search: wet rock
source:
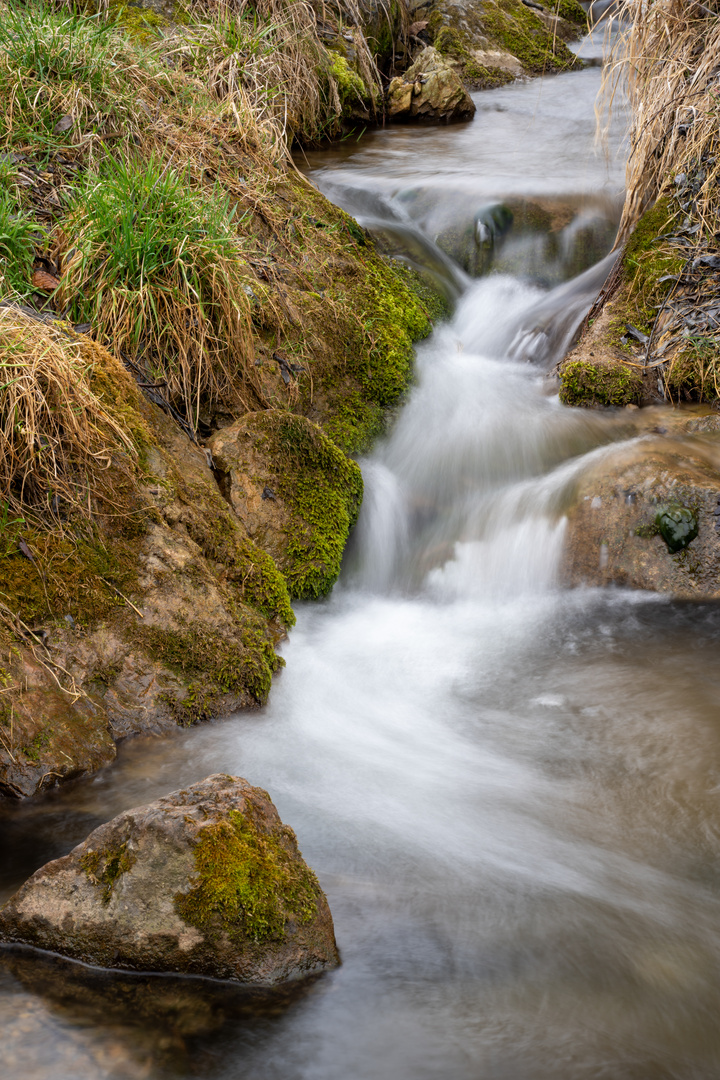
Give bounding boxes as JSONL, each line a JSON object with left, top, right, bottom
{"left": 563, "top": 435, "right": 720, "bottom": 595}
{"left": 0, "top": 405, "right": 290, "bottom": 799}
{"left": 0, "top": 775, "right": 339, "bottom": 985}
{"left": 655, "top": 504, "right": 699, "bottom": 553}
{"left": 386, "top": 48, "right": 475, "bottom": 124}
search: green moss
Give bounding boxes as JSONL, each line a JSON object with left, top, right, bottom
{"left": 559, "top": 359, "right": 643, "bottom": 407}
{"left": 81, "top": 839, "right": 136, "bottom": 904}
{"left": 21, "top": 729, "right": 50, "bottom": 762}
{"left": 321, "top": 390, "right": 386, "bottom": 455}
{"left": 623, "top": 197, "right": 680, "bottom": 290}
{"left": 434, "top": 26, "right": 471, "bottom": 60}
{"left": 635, "top": 520, "right": 660, "bottom": 538}
{"left": 601, "top": 198, "right": 684, "bottom": 352}
{"left": 175, "top": 806, "right": 319, "bottom": 944}
{"left": 464, "top": 62, "right": 515, "bottom": 88}
{"left": 354, "top": 259, "right": 432, "bottom": 407}
{"left": 0, "top": 525, "right": 144, "bottom": 628}
{"left": 329, "top": 52, "right": 369, "bottom": 115}
{"left": 547, "top": 0, "right": 587, "bottom": 25}
{"left": 252, "top": 412, "right": 363, "bottom": 600}
{"left": 433, "top": 23, "right": 518, "bottom": 87}
{"left": 104, "top": 1, "right": 169, "bottom": 42}
{"left": 139, "top": 618, "right": 281, "bottom": 711}
{"left": 480, "top": 0, "right": 581, "bottom": 74}
{"left": 179, "top": 486, "right": 295, "bottom": 628}
{"left": 255, "top": 174, "right": 434, "bottom": 457}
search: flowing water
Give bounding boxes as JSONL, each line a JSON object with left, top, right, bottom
{"left": 4, "top": 30, "right": 720, "bottom": 1080}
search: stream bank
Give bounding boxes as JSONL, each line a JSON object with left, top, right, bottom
{"left": 0, "top": 0, "right": 442, "bottom": 798}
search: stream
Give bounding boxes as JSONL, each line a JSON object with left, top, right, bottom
{"left": 3, "top": 27, "right": 720, "bottom": 1080}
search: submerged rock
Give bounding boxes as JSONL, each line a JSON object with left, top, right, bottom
{"left": 0, "top": 775, "right": 339, "bottom": 985}
{"left": 387, "top": 47, "right": 475, "bottom": 123}
{"left": 655, "top": 504, "right": 699, "bottom": 553}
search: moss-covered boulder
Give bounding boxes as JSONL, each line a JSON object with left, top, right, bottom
{"left": 209, "top": 412, "right": 363, "bottom": 600}
{"left": 415, "top": 0, "right": 584, "bottom": 87}
{"left": 559, "top": 357, "right": 643, "bottom": 408}
{"left": 0, "top": 774, "right": 339, "bottom": 985}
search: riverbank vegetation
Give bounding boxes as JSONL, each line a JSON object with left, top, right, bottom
{"left": 0, "top": 0, "right": 433, "bottom": 796}
{"left": 559, "top": 0, "right": 720, "bottom": 407}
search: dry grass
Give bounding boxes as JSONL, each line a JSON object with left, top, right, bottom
{"left": 599, "top": 0, "right": 720, "bottom": 401}
{"left": 606, "top": 0, "right": 720, "bottom": 243}
{"left": 167, "top": 0, "right": 382, "bottom": 153}
{"left": 0, "top": 303, "right": 138, "bottom": 521}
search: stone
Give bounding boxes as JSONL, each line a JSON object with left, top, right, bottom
{"left": 387, "top": 47, "right": 476, "bottom": 123}
{"left": 655, "top": 504, "right": 699, "bottom": 553}
{"left": 0, "top": 775, "right": 340, "bottom": 985}
{"left": 562, "top": 432, "right": 720, "bottom": 596}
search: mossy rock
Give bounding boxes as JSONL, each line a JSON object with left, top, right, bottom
{"left": 655, "top": 504, "right": 699, "bottom": 554}
{"left": 0, "top": 774, "right": 340, "bottom": 984}
{"left": 559, "top": 358, "right": 643, "bottom": 407}
{"left": 209, "top": 411, "right": 363, "bottom": 600}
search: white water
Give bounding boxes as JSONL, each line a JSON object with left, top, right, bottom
{"left": 3, "top": 28, "right": 720, "bottom": 1080}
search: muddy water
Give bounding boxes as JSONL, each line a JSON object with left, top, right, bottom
{"left": 3, "top": 30, "right": 720, "bottom": 1080}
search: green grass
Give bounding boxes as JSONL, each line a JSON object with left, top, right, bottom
{"left": 62, "top": 155, "right": 259, "bottom": 429}
{"left": 0, "top": 2, "right": 122, "bottom": 155}
{"left": 0, "top": 186, "right": 39, "bottom": 296}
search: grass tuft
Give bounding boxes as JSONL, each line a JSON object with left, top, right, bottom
{"left": 59, "top": 155, "right": 264, "bottom": 429}
{"left": 0, "top": 304, "right": 139, "bottom": 522}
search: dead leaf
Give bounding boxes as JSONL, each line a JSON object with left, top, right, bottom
{"left": 32, "top": 269, "right": 60, "bottom": 292}
{"left": 409, "top": 20, "right": 428, "bottom": 35}
{"left": 54, "top": 115, "right": 73, "bottom": 134}
{"left": 18, "top": 539, "right": 36, "bottom": 564}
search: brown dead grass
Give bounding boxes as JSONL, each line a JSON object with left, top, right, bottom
{"left": 0, "top": 303, "right": 139, "bottom": 520}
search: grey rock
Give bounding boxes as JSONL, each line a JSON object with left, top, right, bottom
{"left": 0, "top": 775, "right": 340, "bottom": 985}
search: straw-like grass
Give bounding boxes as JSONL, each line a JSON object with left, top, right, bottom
{"left": 0, "top": 304, "right": 138, "bottom": 521}
{"left": 597, "top": 0, "right": 720, "bottom": 401}
{"left": 170, "top": 0, "right": 382, "bottom": 150}
{"left": 607, "top": 0, "right": 720, "bottom": 244}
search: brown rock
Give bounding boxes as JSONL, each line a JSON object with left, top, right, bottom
{"left": 0, "top": 775, "right": 340, "bottom": 985}
{"left": 387, "top": 47, "right": 476, "bottom": 123}
{"left": 563, "top": 432, "right": 720, "bottom": 596}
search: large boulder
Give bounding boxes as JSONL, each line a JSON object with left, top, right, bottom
{"left": 562, "top": 424, "right": 720, "bottom": 596}
{"left": 0, "top": 775, "right": 339, "bottom": 985}
{"left": 387, "top": 47, "right": 475, "bottom": 123}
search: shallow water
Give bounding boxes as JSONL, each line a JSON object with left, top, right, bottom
{"left": 3, "top": 29, "right": 720, "bottom": 1080}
